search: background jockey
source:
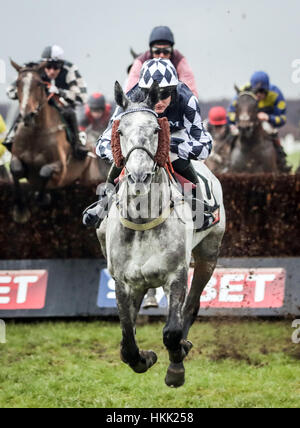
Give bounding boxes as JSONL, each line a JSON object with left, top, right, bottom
{"left": 228, "top": 71, "right": 290, "bottom": 172}
{"left": 207, "top": 106, "right": 238, "bottom": 147}
{"left": 83, "top": 58, "right": 212, "bottom": 227}
{"left": 6, "top": 45, "right": 89, "bottom": 160}
{"left": 78, "top": 93, "right": 112, "bottom": 135}
{"left": 126, "top": 26, "right": 199, "bottom": 98}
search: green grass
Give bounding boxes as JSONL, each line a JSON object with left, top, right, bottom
{"left": 287, "top": 151, "right": 300, "bottom": 172}
{"left": 0, "top": 319, "right": 299, "bottom": 408}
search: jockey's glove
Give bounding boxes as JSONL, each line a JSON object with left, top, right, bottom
{"left": 49, "top": 85, "right": 60, "bottom": 95}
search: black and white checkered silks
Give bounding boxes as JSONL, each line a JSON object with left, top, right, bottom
{"left": 96, "top": 92, "right": 212, "bottom": 163}
{"left": 170, "top": 95, "right": 212, "bottom": 161}
{"left": 6, "top": 61, "right": 87, "bottom": 106}
{"left": 139, "top": 59, "right": 179, "bottom": 88}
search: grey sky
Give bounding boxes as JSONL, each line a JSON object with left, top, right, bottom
{"left": 1, "top": 0, "right": 299, "bottom": 103}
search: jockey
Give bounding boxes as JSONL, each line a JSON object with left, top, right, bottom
{"left": 126, "top": 26, "right": 199, "bottom": 98}
{"left": 207, "top": 106, "right": 238, "bottom": 147}
{"left": 228, "top": 71, "right": 290, "bottom": 171}
{"left": 78, "top": 93, "right": 112, "bottom": 134}
{"left": 83, "top": 58, "right": 212, "bottom": 227}
{"left": 6, "top": 45, "right": 89, "bottom": 160}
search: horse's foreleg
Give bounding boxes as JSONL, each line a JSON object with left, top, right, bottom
{"left": 182, "top": 258, "right": 217, "bottom": 340}
{"left": 115, "top": 281, "right": 157, "bottom": 374}
{"left": 163, "top": 267, "right": 189, "bottom": 388}
{"left": 35, "top": 162, "right": 62, "bottom": 205}
{"left": 182, "top": 235, "right": 221, "bottom": 340}
{"left": 10, "top": 156, "right": 30, "bottom": 223}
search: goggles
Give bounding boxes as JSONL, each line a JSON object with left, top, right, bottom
{"left": 151, "top": 46, "right": 172, "bottom": 56}
{"left": 159, "top": 88, "right": 173, "bottom": 100}
{"left": 45, "top": 61, "right": 63, "bottom": 70}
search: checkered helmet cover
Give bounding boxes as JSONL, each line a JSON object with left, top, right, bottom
{"left": 139, "top": 58, "right": 179, "bottom": 89}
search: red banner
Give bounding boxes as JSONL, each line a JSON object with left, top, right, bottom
{"left": 188, "top": 268, "right": 286, "bottom": 308}
{"left": 0, "top": 270, "right": 48, "bottom": 310}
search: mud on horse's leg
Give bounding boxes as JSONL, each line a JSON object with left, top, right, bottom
{"left": 163, "top": 268, "right": 190, "bottom": 388}
{"left": 115, "top": 281, "right": 157, "bottom": 374}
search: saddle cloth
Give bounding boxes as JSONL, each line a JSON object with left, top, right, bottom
{"left": 173, "top": 171, "right": 220, "bottom": 232}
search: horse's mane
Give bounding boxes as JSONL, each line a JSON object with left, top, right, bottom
{"left": 20, "top": 62, "right": 42, "bottom": 73}
{"left": 129, "top": 86, "right": 148, "bottom": 103}
{"left": 238, "top": 91, "right": 258, "bottom": 102}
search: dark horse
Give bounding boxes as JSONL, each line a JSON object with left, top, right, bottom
{"left": 9, "top": 60, "right": 109, "bottom": 223}
{"left": 230, "top": 91, "right": 278, "bottom": 173}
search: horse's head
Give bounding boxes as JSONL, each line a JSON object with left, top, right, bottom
{"left": 235, "top": 91, "right": 259, "bottom": 139}
{"left": 11, "top": 59, "right": 47, "bottom": 127}
{"left": 112, "top": 81, "right": 170, "bottom": 196}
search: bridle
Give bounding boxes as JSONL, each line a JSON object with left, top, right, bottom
{"left": 236, "top": 91, "right": 259, "bottom": 134}
{"left": 119, "top": 108, "right": 160, "bottom": 175}
{"left": 18, "top": 68, "right": 59, "bottom": 124}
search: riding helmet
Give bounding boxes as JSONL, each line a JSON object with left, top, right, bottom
{"left": 139, "top": 59, "right": 178, "bottom": 89}
{"left": 149, "top": 26, "right": 175, "bottom": 47}
{"left": 88, "top": 93, "right": 106, "bottom": 111}
{"left": 250, "top": 71, "right": 270, "bottom": 92}
{"left": 41, "top": 45, "right": 65, "bottom": 62}
{"left": 209, "top": 106, "right": 227, "bottom": 126}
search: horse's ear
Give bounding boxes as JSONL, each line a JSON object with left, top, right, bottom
{"left": 115, "top": 81, "right": 129, "bottom": 110}
{"left": 10, "top": 59, "right": 22, "bottom": 72}
{"left": 234, "top": 84, "right": 240, "bottom": 95}
{"left": 130, "top": 47, "right": 139, "bottom": 60}
{"left": 146, "top": 81, "right": 160, "bottom": 109}
{"left": 37, "top": 61, "right": 47, "bottom": 72}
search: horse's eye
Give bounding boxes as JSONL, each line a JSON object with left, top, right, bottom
{"left": 154, "top": 127, "right": 161, "bottom": 135}
{"left": 118, "top": 129, "right": 123, "bottom": 136}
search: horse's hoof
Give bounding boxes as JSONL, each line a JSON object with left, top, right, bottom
{"left": 131, "top": 350, "right": 158, "bottom": 374}
{"left": 165, "top": 363, "right": 185, "bottom": 388}
{"left": 142, "top": 296, "right": 159, "bottom": 309}
{"left": 12, "top": 206, "right": 31, "bottom": 224}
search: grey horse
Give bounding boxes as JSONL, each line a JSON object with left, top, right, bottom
{"left": 97, "top": 82, "right": 225, "bottom": 388}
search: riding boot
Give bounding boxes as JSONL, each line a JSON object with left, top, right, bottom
{"left": 172, "top": 158, "right": 198, "bottom": 184}
{"left": 272, "top": 139, "right": 291, "bottom": 173}
{"left": 2, "top": 116, "right": 21, "bottom": 153}
{"left": 61, "top": 107, "right": 89, "bottom": 160}
{"left": 82, "top": 163, "right": 123, "bottom": 228}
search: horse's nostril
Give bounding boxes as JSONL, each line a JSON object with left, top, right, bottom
{"left": 128, "top": 174, "right": 135, "bottom": 185}
{"left": 143, "top": 173, "right": 152, "bottom": 184}
{"left": 128, "top": 172, "right": 152, "bottom": 185}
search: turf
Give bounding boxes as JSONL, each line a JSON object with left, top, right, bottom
{"left": 287, "top": 151, "right": 300, "bottom": 172}
{"left": 0, "top": 319, "right": 299, "bottom": 408}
